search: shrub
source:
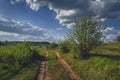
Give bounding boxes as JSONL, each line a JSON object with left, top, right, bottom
{"left": 48, "top": 43, "right": 58, "bottom": 49}
{"left": 59, "top": 41, "right": 70, "bottom": 53}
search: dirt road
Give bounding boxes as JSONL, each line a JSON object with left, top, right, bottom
{"left": 35, "top": 52, "right": 50, "bottom": 80}
{"left": 55, "top": 51, "right": 82, "bottom": 80}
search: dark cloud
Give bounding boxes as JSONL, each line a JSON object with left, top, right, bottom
{"left": 100, "top": 0, "right": 120, "bottom": 19}
{"left": 46, "top": 0, "right": 89, "bottom": 10}
{"left": 8, "top": 0, "right": 120, "bottom": 42}
{"left": 15, "top": 0, "right": 120, "bottom": 28}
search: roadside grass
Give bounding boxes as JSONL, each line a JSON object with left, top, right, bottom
{"left": 40, "top": 48, "right": 71, "bottom": 80}
{"left": 0, "top": 60, "right": 39, "bottom": 80}
{"left": 0, "top": 44, "right": 41, "bottom": 80}
{"left": 0, "top": 43, "right": 119, "bottom": 80}
{"left": 0, "top": 62, "right": 22, "bottom": 80}
{"left": 10, "top": 60, "right": 39, "bottom": 80}
{"left": 59, "top": 43, "right": 120, "bottom": 80}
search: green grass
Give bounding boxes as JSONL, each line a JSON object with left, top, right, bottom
{"left": 0, "top": 61, "right": 39, "bottom": 80}
{"left": 0, "top": 43, "right": 119, "bottom": 80}
{"left": 0, "top": 62, "right": 22, "bottom": 80}
{"left": 0, "top": 42, "right": 41, "bottom": 80}
{"left": 60, "top": 43, "right": 120, "bottom": 80}
{"left": 10, "top": 60, "right": 39, "bottom": 80}
{"left": 39, "top": 48, "right": 71, "bottom": 80}
{"left": 0, "top": 42, "right": 33, "bottom": 63}
{"left": 0, "top": 46, "right": 70, "bottom": 80}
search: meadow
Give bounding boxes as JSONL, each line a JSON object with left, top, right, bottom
{"left": 0, "top": 41, "right": 119, "bottom": 80}
{"left": 60, "top": 43, "right": 120, "bottom": 80}
{"left": 0, "top": 41, "right": 41, "bottom": 80}
{"left": 35, "top": 42, "right": 120, "bottom": 80}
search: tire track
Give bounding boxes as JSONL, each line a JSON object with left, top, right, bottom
{"left": 35, "top": 52, "right": 50, "bottom": 80}
{"left": 55, "top": 51, "right": 82, "bottom": 80}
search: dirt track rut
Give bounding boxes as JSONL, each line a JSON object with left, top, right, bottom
{"left": 35, "top": 52, "right": 50, "bottom": 80}
{"left": 55, "top": 51, "right": 82, "bottom": 80}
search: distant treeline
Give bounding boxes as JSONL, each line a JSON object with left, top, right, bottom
{"left": 0, "top": 41, "right": 50, "bottom": 46}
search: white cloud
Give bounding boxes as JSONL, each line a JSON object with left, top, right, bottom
{"left": 25, "top": 0, "right": 46, "bottom": 11}
{"left": 0, "top": 15, "right": 47, "bottom": 36}
{"left": 9, "top": 0, "right": 120, "bottom": 42}
{"left": 10, "top": 0, "right": 21, "bottom": 5}
{"left": 0, "top": 15, "right": 65, "bottom": 42}
{"left": 10, "top": 0, "right": 120, "bottom": 28}
{"left": 56, "top": 9, "right": 77, "bottom": 18}
{"left": 103, "top": 27, "right": 120, "bottom": 42}
{"left": 66, "top": 23, "right": 75, "bottom": 28}
{"left": 0, "top": 31, "right": 19, "bottom": 37}
{"left": 104, "top": 27, "right": 114, "bottom": 32}
{"left": 0, "top": 31, "right": 43, "bottom": 41}
{"left": 11, "top": 0, "right": 120, "bottom": 27}
{"left": 0, "top": 30, "right": 63, "bottom": 42}
{"left": 55, "top": 9, "right": 77, "bottom": 28}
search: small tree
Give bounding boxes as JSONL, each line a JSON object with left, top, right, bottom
{"left": 115, "top": 35, "right": 120, "bottom": 43}
{"left": 59, "top": 41, "right": 70, "bottom": 53}
{"left": 115, "top": 35, "right": 120, "bottom": 49}
{"left": 0, "top": 41, "right": 4, "bottom": 46}
{"left": 68, "top": 17, "right": 104, "bottom": 58}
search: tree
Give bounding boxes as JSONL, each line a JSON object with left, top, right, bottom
{"left": 68, "top": 17, "right": 104, "bottom": 58}
{"left": 115, "top": 35, "right": 120, "bottom": 49}
{"left": 115, "top": 35, "right": 120, "bottom": 43}
{"left": 0, "top": 41, "right": 4, "bottom": 46}
{"left": 59, "top": 41, "right": 70, "bottom": 53}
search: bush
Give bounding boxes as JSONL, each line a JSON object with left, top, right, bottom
{"left": 0, "top": 41, "right": 35, "bottom": 63}
{"left": 48, "top": 43, "right": 58, "bottom": 49}
{"left": 115, "top": 35, "right": 120, "bottom": 43}
{"left": 59, "top": 41, "right": 70, "bottom": 53}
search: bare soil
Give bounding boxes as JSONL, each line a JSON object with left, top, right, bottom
{"left": 55, "top": 51, "right": 82, "bottom": 80}
{"left": 35, "top": 52, "right": 50, "bottom": 80}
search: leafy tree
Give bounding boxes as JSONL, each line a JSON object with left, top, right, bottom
{"left": 59, "top": 41, "right": 70, "bottom": 53}
{"left": 68, "top": 17, "right": 104, "bottom": 58}
{"left": 115, "top": 35, "right": 120, "bottom": 49}
{"left": 115, "top": 35, "right": 120, "bottom": 43}
{"left": 0, "top": 41, "right": 4, "bottom": 46}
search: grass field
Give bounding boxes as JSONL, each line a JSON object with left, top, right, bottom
{"left": 0, "top": 42, "right": 41, "bottom": 80}
{"left": 59, "top": 43, "right": 120, "bottom": 80}
{"left": 38, "top": 48, "right": 71, "bottom": 80}
{"left": 0, "top": 42, "right": 119, "bottom": 80}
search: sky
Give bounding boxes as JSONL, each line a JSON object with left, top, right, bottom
{"left": 0, "top": 0, "right": 120, "bottom": 42}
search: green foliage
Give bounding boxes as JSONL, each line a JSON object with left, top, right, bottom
{"left": 59, "top": 41, "right": 70, "bottom": 53}
{"left": 115, "top": 35, "right": 120, "bottom": 43}
{"left": 48, "top": 42, "right": 58, "bottom": 49}
{"left": 0, "top": 41, "right": 33, "bottom": 63}
{"left": 0, "top": 41, "right": 40, "bottom": 80}
{"left": 68, "top": 17, "right": 104, "bottom": 58}
{"left": 0, "top": 41, "right": 42, "bottom": 80}
{"left": 0, "top": 41, "right": 4, "bottom": 46}
{"left": 61, "top": 43, "right": 120, "bottom": 80}
{"left": 46, "top": 49, "right": 70, "bottom": 80}
{"left": 0, "top": 58, "right": 39, "bottom": 80}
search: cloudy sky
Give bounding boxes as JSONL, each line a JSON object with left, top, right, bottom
{"left": 0, "top": 0, "right": 120, "bottom": 42}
